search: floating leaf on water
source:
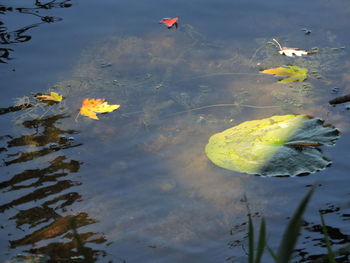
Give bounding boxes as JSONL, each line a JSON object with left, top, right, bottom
{"left": 79, "top": 98, "right": 120, "bottom": 120}
{"left": 36, "top": 92, "right": 63, "bottom": 102}
{"left": 159, "top": 17, "right": 179, "bottom": 29}
{"left": 260, "top": 66, "right": 308, "bottom": 83}
{"left": 205, "top": 115, "right": 339, "bottom": 177}
{"left": 279, "top": 48, "right": 308, "bottom": 57}
{"left": 272, "top": 38, "right": 315, "bottom": 57}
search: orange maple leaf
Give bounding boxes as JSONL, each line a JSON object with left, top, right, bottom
{"left": 79, "top": 98, "right": 120, "bottom": 120}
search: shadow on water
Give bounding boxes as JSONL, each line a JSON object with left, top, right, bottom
{"left": 0, "top": 0, "right": 72, "bottom": 63}
{"left": 0, "top": 105, "right": 124, "bottom": 262}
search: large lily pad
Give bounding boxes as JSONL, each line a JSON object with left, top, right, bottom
{"left": 205, "top": 115, "right": 339, "bottom": 177}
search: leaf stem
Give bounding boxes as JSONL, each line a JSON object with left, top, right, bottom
{"left": 272, "top": 39, "right": 283, "bottom": 51}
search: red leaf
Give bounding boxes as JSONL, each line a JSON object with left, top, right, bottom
{"left": 159, "top": 17, "right": 179, "bottom": 28}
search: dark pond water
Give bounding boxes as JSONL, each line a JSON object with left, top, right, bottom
{"left": 1, "top": 0, "right": 350, "bottom": 262}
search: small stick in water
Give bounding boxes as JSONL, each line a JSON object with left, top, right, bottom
{"left": 329, "top": 94, "right": 350, "bottom": 105}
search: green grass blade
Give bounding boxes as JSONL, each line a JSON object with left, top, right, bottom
{"left": 255, "top": 218, "right": 266, "bottom": 263}
{"left": 276, "top": 187, "right": 315, "bottom": 263}
{"left": 319, "top": 212, "right": 336, "bottom": 263}
{"left": 267, "top": 245, "right": 278, "bottom": 262}
{"left": 248, "top": 213, "right": 255, "bottom": 263}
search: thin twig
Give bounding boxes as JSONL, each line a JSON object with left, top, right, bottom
{"left": 74, "top": 112, "right": 80, "bottom": 122}
{"left": 164, "top": 103, "right": 280, "bottom": 118}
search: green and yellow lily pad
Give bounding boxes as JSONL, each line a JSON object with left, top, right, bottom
{"left": 205, "top": 115, "right": 339, "bottom": 176}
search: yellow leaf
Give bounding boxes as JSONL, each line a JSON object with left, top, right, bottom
{"left": 79, "top": 98, "right": 120, "bottom": 120}
{"left": 260, "top": 65, "right": 308, "bottom": 83}
{"left": 36, "top": 92, "right": 63, "bottom": 102}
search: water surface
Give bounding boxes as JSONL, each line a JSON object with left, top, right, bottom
{"left": 1, "top": 0, "right": 350, "bottom": 262}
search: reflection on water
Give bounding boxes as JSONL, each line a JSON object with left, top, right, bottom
{"left": 0, "top": 103, "right": 33, "bottom": 115}
{"left": 295, "top": 204, "right": 350, "bottom": 262}
{"left": 0, "top": 106, "right": 120, "bottom": 262}
{"left": 4, "top": 114, "right": 80, "bottom": 166}
{"left": 0, "top": 0, "right": 72, "bottom": 63}
{"left": 0, "top": 47, "right": 13, "bottom": 63}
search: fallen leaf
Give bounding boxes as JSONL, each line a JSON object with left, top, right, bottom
{"left": 279, "top": 48, "right": 308, "bottom": 57}
{"left": 260, "top": 65, "right": 308, "bottom": 83}
{"left": 79, "top": 98, "right": 120, "bottom": 120}
{"left": 36, "top": 92, "right": 63, "bottom": 102}
{"left": 205, "top": 115, "right": 339, "bottom": 176}
{"left": 272, "top": 38, "right": 315, "bottom": 57}
{"left": 159, "top": 17, "right": 179, "bottom": 29}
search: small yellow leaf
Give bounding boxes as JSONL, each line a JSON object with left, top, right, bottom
{"left": 79, "top": 98, "right": 120, "bottom": 120}
{"left": 260, "top": 65, "right": 308, "bottom": 83}
{"left": 36, "top": 92, "right": 63, "bottom": 102}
